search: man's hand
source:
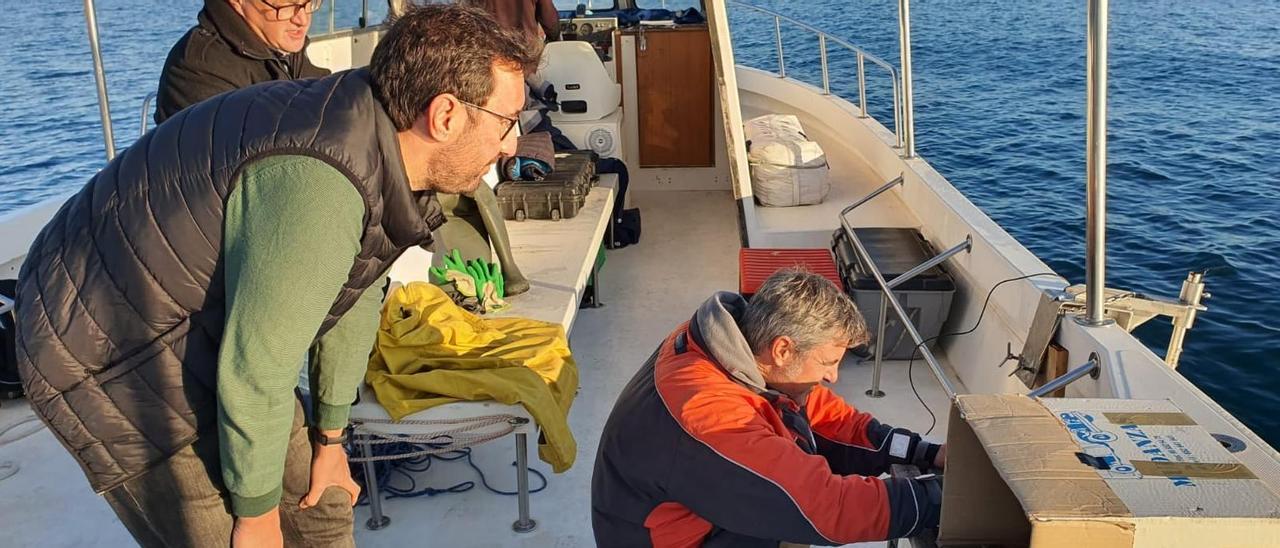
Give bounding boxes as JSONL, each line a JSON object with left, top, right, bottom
{"left": 933, "top": 444, "right": 946, "bottom": 470}
{"left": 300, "top": 431, "right": 361, "bottom": 510}
{"left": 232, "top": 507, "right": 283, "bottom": 548}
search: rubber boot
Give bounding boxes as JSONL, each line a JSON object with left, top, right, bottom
{"left": 474, "top": 183, "right": 530, "bottom": 296}
{"left": 435, "top": 185, "right": 531, "bottom": 297}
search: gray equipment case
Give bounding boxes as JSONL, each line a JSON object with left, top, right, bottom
{"left": 831, "top": 227, "right": 956, "bottom": 360}
{"left": 496, "top": 150, "right": 597, "bottom": 221}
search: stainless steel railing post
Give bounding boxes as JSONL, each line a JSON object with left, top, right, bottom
{"left": 839, "top": 175, "right": 960, "bottom": 399}
{"left": 896, "top": 0, "right": 916, "bottom": 158}
{"left": 866, "top": 237, "right": 972, "bottom": 396}
{"left": 868, "top": 295, "right": 890, "bottom": 398}
{"left": 891, "top": 76, "right": 904, "bottom": 148}
{"left": 1079, "top": 0, "right": 1113, "bottom": 327}
{"left": 82, "top": 0, "right": 116, "bottom": 162}
{"left": 139, "top": 92, "right": 156, "bottom": 137}
{"left": 774, "top": 16, "right": 786, "bottom": 78}
{"left": 1029, "top": 355, "right": 1100, "bottom": 398}
{"left": 857, "top": 51, "right": 868, "bottom": 118}
{"left": 887, "top": 237, "right": 973, "bottom": 290}
{"left": 819, "top": 34, "right": 830, "bottom": 94}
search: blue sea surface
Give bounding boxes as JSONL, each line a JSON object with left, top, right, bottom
{"left": 1, "top": 0, "right": 1277, "bottom": 444}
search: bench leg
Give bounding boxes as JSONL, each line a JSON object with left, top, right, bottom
{"left": 586, "top": 266, "right": 605, "bottom": 308}
{"left": 362, "top": 439, "right": 391, "bottom": 530}
{"left": 512, "top": 432, "right": 537, "bottom": 533}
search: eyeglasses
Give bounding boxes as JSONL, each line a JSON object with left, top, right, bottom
{"left": 457, "top": 99, "right": 520, "bottom": 141}
{"left": 258, "top": 0, "right": 324, "bottom": 22}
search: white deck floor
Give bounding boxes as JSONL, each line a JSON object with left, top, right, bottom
{"left": 0, "top": 189, "right": 951, "bottom": 547}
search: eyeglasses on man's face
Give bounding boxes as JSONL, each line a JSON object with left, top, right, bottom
{"left": 457, "top": 99, "right": 520, "bottom": 141}
{"left": 258, "top": 0, "right": 323, "bottom": 22}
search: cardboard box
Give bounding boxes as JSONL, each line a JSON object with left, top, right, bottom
{"left": 939, "top": 394, "right": 1280, "bottom": 547}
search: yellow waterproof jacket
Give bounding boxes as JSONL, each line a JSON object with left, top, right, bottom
{"left": 366, "top": 282, "right": 578, "bottom": 471}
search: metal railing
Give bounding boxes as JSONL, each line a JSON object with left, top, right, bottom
{"left": 728, "top": 1, "right": 907, "bottom": 151}
{"left": 138, "top": 92, "right": 156, "bottom": 137}
{"left": 83, "top": 0, "right": 115, "bottom": 162}
{"left": 839, "top": 175, "right": 970, "bottom": 399}
{"left": 1029, "top": 353, "right": 1099, "bottom": 398}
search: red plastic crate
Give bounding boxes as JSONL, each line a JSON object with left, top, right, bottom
{"left": 739, "top": 248, "right": 844, "bottom": 296}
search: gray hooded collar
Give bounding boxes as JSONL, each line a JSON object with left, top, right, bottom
{"left": 688, "top": 292, "right": 768, "bottom": 393}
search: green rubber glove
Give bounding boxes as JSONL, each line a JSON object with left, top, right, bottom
{"left": 444, "top": 249, "right": 467, "bottom": 272}
{"left": 430, "top": 249, "right": 475, "bottom": 286}
{"left": 489, "top": 261, "right": 505, "bottom": 299}
{"left": 466, "top": 259, "right": 487, "bottom": 292}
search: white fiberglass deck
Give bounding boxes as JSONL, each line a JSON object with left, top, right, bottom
{"left": 0, "top": 189, "right": 952, "bottom": 547}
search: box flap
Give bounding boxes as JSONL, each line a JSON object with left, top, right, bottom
{"left": 955, "top": 394, "right": 1131, "bottom": 518}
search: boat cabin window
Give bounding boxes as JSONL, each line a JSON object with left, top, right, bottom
{"left": 552, "top": 1, "right": 706, "bottom": 14}
{"left": 553, "top": 0, "right": 618, "bottom": 11}
{"left": 631, "top": 0, "right": 702, "bottom": 10}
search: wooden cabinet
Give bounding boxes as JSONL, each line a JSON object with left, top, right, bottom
{"left": 631, "top": 26, "right": 715, "bottom": 167}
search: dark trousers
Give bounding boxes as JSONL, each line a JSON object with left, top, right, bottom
{"left": 103, "top": 400, "right": 354, "bottom": 548}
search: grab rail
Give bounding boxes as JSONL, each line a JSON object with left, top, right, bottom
{"left": 728, "top": 1, "right": 906, "bottom": 151}
{"left": 138, "top": 92, "right": 156, "bottom": 137}
{"left": 839, "top": 175, "right": 968, "bottom": 399}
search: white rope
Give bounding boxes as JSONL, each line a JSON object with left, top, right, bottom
{"left": 347, "top": 414, "right": 527, "bottom": 463}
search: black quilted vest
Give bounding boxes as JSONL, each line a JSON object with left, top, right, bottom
{"left": 14, "top": 69, "right": 444, "bottom": 493}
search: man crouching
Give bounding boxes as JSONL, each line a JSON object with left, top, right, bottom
{"left": 592, "top": 268, "right": 945, "bottom": 547}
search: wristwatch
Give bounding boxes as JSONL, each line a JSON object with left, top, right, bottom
{"left": 309, "top": 426, "right": 350, "bottom": 446}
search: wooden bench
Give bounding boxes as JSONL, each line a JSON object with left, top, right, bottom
{"left": 347, "top": 175, "right": 616, "bottom": 532}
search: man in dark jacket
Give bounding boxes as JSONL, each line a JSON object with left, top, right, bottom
{"left": 592, "top": 269, "right": 946, "bottom": 547}
{"left": 17, "top": 5, "right": 536, "bottom": 547}
{"left": 155, "top": 0, "right": 331, "bottom": 123}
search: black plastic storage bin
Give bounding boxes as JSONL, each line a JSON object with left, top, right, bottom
{"left": 831, "top": 227, "right": 956, "bottom": 360}
{"left": 496, "top": 150, "right": 598, "bottom": 221}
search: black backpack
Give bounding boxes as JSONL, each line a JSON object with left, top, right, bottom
{"left": 0, "top": 279, "right": 22, "bottom": 400}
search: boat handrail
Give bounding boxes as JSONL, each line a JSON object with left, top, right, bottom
{"left": 139, "top": 92, "right": 156, "bottom": 137}
{"left": 839, "top": 175, "right": 965, "bottom": 400}
{"left": 727, "top": 0, "right": 906, "bottom": 150}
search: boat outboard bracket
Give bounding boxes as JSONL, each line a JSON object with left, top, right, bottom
{"left": 1060, "top": 271, "right": 1209, "bottom": 368}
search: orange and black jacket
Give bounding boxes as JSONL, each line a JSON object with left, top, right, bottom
{"left": 591, "top": 292, "right": 942, "bottom": 547}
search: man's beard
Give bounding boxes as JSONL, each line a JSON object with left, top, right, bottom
{"left": 417, "top": 135, "right": 499, "bottom": 195}
{"left": 766, "top": 381, "right": 820, "bottom": 405}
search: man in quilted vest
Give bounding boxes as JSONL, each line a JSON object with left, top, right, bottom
{"left": 16, "top": 5, "right": 537, "bottom": 547}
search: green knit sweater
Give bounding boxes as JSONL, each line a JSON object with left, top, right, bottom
{"left": 218, "top": 155, "right": 381, "bottom": 517}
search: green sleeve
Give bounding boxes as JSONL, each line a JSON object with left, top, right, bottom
{"left": 218, "top": 155, "right": 366, "bottom": 517}
{"left": 309, "top": 278, "right": 386, "bottom": 430}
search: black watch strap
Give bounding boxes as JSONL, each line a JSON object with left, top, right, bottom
{"left": 310, "top": 426, "right": 349, "bottom": 446}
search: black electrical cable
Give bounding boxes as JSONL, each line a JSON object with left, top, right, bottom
{"left": 903, "top": 272, "right": 1060, "bottom": 436}
{"left": 349, "top": 435, "right": 549, "bottom": 506}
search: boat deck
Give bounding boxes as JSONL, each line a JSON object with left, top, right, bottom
{"left": 0, "top": 189, "right": 952, "bottom": 547}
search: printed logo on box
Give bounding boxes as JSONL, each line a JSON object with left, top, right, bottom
{"left": 1058, "top": 411, "right": 1198, "bottom": 487}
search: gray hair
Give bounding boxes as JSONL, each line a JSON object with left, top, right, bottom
{"left": 741, "top": 268, "right": 868, "bottom": 356}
